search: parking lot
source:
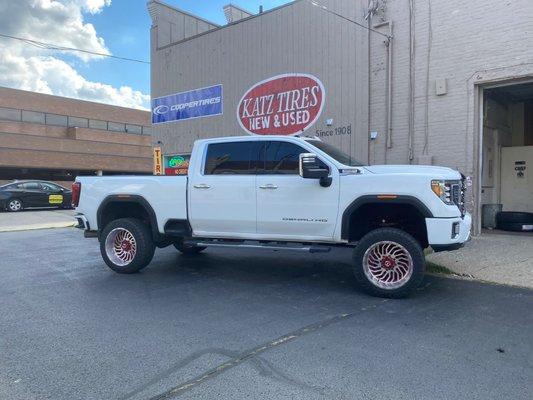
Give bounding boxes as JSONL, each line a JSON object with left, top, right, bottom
{"left": 1, "top": 227, "right": 532, "bottom": 400}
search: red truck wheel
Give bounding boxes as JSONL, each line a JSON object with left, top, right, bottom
{"left": 353, "top": 228, "right": 425, "bottom": 298}
{"left": 100, "top": 218, "right": 155, "bottom": 273}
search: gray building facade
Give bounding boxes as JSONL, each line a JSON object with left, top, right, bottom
{"left": 148, "top": 0, "right": 533, "bottom": 234}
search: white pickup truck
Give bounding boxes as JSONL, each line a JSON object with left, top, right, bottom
{"left": 73, "top": 135, "right": 471, "bottom": 298}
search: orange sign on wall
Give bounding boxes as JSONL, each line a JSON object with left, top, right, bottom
{"left": 153, "top": 146, "right": 162, "bottom": 175}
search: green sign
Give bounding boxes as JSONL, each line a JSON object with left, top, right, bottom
{"left": 168, "top": 156, "right": 186, "bottom": 168}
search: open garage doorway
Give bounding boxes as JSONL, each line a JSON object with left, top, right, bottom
{"left": 481, "top": 82, "right": 533, "bottom": 233}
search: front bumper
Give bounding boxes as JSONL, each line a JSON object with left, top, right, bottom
{"left": 426, "top": 212, "right": 472, "bottom": 248}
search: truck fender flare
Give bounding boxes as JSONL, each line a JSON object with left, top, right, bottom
{"left": 341, "top": 195, "right": 434, "bottom": 240}
{"left": 97, "top": 195, "right": 161, "bottom": 242}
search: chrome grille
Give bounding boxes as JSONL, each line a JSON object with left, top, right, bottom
{"left": 445, "top": 179, "right": 465, "bottom": 215}
{"left": 451, "top": 183, "right": 461, "bottom": 205}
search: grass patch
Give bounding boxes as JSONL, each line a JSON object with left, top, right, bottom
{"left": 426, "top": 261, "right": 454, "bottom": 275}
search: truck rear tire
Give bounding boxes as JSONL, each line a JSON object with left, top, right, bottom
{"left": 173, "top": 242, "right": 207, "bottom": 255}
{"left": 100, "top": 218, "right": 155, "bottom": 274}
{"left": 353, "top": 228, "right": 425, "bottom": 298}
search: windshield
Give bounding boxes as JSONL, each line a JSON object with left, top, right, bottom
{"left": 306, "top": 140, "right": 365, "bottom": 166}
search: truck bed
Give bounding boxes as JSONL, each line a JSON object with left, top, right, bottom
{"left": 75, "top": 175, "right": 187, "bottom": 233}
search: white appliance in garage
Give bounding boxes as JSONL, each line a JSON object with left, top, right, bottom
{"left": 501, "top": 146, "right": 533, "bottom": 212}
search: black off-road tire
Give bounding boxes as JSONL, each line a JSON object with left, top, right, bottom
{"left": 100, "top": 218, "right": 155, "bottom": 274}
{"left": 173, "top": 242, "right": 207, "bottom": 255}
{"left": 496, "top": 211, "right": 533, "bottom": 224}
{"left": 496, "top": 222, "right": 533, "bottom": 232}
{"left": 353, "top": 228, "right": 426, "bottom": 299}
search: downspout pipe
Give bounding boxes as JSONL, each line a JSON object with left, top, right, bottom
{"left": 385, "top": 22, "right": 393, "bottom": 150}
{"left": 374, "top": 21, "right": 394, "bottom": 152}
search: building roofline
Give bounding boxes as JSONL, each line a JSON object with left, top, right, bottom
{"left": 223, "top": 3, "right": 255, "bottom": 16}
{"left": 0, "top": 86, "right": 149, "bottom": 114}
{"left": 0, "top": 86, "right": 150, "bottom": 126}
{"left": 148, "top": 0, "right": 221, "bottom": 27}
{"left": 155, "top": 0, "right": 304, "bottom": 50}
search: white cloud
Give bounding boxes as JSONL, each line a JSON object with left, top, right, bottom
{"left": 0, "top": 0, "right": 150, "bottom": 110}
{"left": 76, "top": 0, "right": 112, "bottom": 14}
{"left": 0, "top": 54, "right": 150, "bottom": 109}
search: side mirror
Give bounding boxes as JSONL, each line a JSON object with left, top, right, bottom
{"left": 299, "top": 153, "right": 331, "bottom": 187}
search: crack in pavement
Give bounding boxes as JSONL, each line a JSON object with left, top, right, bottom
{"left": 121, "top": 301, "right": 386, "bottom": 400}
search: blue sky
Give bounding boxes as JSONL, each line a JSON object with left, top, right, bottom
{"left": 0, "top": 0, "right": 290, "bottom": 109}
{"left": 81, "top": 0, "right": 292, "bottom": 99}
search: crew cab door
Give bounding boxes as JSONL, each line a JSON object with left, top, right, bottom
{"left": 256, "top": 140, "right": 339, "bottom": 240}
{"left": 188, "top": 140, "right": 259, "bottom": 237}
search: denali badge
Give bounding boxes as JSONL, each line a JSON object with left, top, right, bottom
{"left": 237, "top": 73, "right": 325, "bottom": 136}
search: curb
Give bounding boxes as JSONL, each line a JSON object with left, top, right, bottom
{"left": 0, "top": 222, "right": 76, "bottom": 233}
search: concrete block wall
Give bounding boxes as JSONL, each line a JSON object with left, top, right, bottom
{"left": 149, "top": 0, "right": 533, "bottom": 232}
{"left": 366, "top": 0, "right": 533, "bottom": 230}
{"left": 369, "top": 0, "right": 533, "bottom": 175}
{"left": 150, "top": 0, "right": 370, "bottom": 163}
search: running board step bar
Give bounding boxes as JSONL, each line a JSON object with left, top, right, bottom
{"left": 183, "top": 239, "right": 331, "bottom": 253}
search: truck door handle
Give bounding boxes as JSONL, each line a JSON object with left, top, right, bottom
{"left": 193, "top": 184, "right": 210, "bottom": 189}
{"left": 259, "top": 184, "right": 278, "bottom": 189}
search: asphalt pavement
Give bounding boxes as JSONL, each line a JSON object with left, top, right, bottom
{"left": 0, "top": 228, "right": 532, "bottom": 400}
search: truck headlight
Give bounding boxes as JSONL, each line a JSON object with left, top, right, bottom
{"left": 431, "top": 180, "right": 454, "bottom": 205}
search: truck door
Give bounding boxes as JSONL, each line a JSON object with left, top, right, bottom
{"left": 256, "top": 140, "right": 340, "bottom": 240}
{"left": 188, "top": 140, "right": 259, "bottom": 237}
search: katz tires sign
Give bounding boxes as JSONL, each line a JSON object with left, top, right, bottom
{"left": 237, "top": 73, "right": 325, "bottom": 136}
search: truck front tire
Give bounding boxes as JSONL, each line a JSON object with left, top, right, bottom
{"left": 353, "top": 228, "right": 425, "bottom": 298}
{"left": 100, "top": 218, "right": 155, "bottom": 274}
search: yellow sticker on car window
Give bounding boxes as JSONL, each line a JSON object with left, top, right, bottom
{"left": 49, "top": 194, "right": 63, "bottom": 204}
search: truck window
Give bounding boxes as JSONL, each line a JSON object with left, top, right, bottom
{"left": 262, "top": 142, "right": 302, "bottom": 174}
{"left": 306, "top": 139, "right": 364, "bottom": 166}
{"left": 204, "top": 141, "right": 258, "bottom": 175}
{"left": 261, "top": 141, "right": 328, "bottom": 174}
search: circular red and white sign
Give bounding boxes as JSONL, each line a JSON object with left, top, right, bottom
{"left": 237, "top": 73, "right": 325, "bottom": 136}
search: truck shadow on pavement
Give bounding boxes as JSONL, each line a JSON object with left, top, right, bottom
{"left": 130, "top": 246, "right": 448, "bottom": 301}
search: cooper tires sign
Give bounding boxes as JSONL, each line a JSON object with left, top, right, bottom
{"left": 237, "top": 73, "right": 325, "bottom": 136}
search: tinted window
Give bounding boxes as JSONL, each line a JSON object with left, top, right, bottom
{"left": 0, "top": 183, "right": 20, "bottom": 190}
{"left": 262, "top": 142, "right": 305, "bottom": 174}
{"left": 204, "top": 142, "right": 258, "bottom": 175}
{"left": 306, "top": 140, "right": 364, "bottom": 166}
{"left": 23, "top": 182, "right": 41, "bottom": 190}
{"left": 41, "top": 183, "right": 61, "bottom": 191}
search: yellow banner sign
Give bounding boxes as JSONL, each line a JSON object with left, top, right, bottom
{"left": 153, "top": 146, "right": 163, "bottom": 175}
{"left": 49, "top": 194, "right": 63, "bottom": 204}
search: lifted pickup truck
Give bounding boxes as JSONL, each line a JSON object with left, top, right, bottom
{"left": 73, "top": 135, "right": 471, "bottom": 298}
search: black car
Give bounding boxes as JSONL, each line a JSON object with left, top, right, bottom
{"left": 0, "top": 181, "right": 72, "bottom": 212}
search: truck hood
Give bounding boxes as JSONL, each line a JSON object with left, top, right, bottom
{"left": 363, "top": 164, "right": 461, "bottom": 179}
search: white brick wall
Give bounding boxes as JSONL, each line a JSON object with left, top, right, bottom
{"left": 150, "top": 0, "right": 533, "bottom": 233}
{"left": 368, "top": 0, "right": 533, "bottom": 230}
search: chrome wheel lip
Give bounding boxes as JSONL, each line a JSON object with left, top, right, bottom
{"left": 104, "top": 228, "right": 137, "bottom": 267}
{"left": 8, "top": 199, "right": 22, "bottom": 211}
{"left": 362, "top": 240, "right": 413, "bottom": 290}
